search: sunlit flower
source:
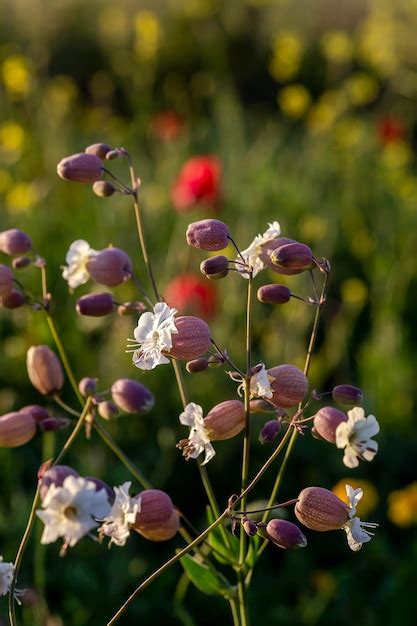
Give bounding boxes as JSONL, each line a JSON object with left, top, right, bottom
{"left": 342, "top": 484, "right": 378, "bottom": 552}
{"left": 238, "top": 364, "right": 273, "bottom": 399}
{"left": 335, "top": 407, "right": 379, "bottom": 468}
{"left": 0, "top": 557, "right": 14, "bottom": 596}
{"left": 62, "top": 240, "right": 97, "bottom": 289}
{"left": 238, "top": 222, "right": 281, "bottom": 278}
{"left": 178, "top": 402, "right": 215, "bottom": 465}
{"left": 99, "top": 482, "right": 139, "bottom": 547}
{"left": 332, "top": 478, "right": 378, "bottom": 518}
{"left": 126, "top": 302, "right": 178, "bottom": 370}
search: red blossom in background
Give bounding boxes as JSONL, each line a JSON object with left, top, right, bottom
{"left": 377, "top": 116, "right": 406, "bottom": 145}
{"left": 171, "top": 156, "right": 222, "bottom": 213}
{"left": 164, "top": 273, "right": 218, "bottom": 320}
{"left": 151, "top": 111, "right": 185, "bottom": 141}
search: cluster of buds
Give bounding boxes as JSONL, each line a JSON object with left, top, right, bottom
{"left": 237, "top": 513, "right": 307, "bottom": 550}
{"left": 0, "top": 228, "right": 34, "bottom": 309}
{"left": 0, "top": 405, "right": 70, "bottom": 449}
{"left": 77, "top": 377, "right": 155, "bottom": 421}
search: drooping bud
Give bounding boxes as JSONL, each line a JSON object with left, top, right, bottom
{"left": 111, "top": 378, "right": 155, "bottom": 414}
{"left": 259, "top": 419, "right": 281, "bottom": 444}
{"left": 1, "top": 289, "right": 25, "bottom": 309}
{"left": 92, "top": 181, "right": 115, "bottom": 197}
{"left": 57, "top": 153, "right": 102, "bottom": 183}
{"left": 105, "top": 149, "right": 122, "bottom": 160}
{"left": 204, "top": 400, "right": 245, "bottom": 441}
{"left": 270, "top": 243, "right": 313, "bottom": 271}
{"left": 0, "top": 229, "right": 32, "bottom": 255}
{"left": 26, "top": 345, "right": 64, "bottom": 396}
{"left": 76, "top": 292, "right": 114, "bottom": 317}
{"left": 200, "top": 255, "right": 229, "bottom": 279}
{"left": 87, "top": 247, "right": 132, "bottom": 287}
{"left": 169, "top": 316, "right": 211, "bottom": 361}
{"left": 19, "top": 405, "right": 49, "bottom": 424}
{"left": 97, "top": 401, "right": 120, "bottom": 420}
{"left": 0, "top": 264, "right": 13, "bottom": 296}
{"left": 268, "top": 364, "right": 308, "bottom": 408}
{"left": 0, "top": 411, "right": 37, "bottom": 448}
{"left": 186, "top": 219, "right": 230, "bottom": 251}
{"left": 117, "top": 301, "right": 147, "bottom": 316}
{"left": 136, "top": 510, "right": 180, "bottom": 541}
{"left": 260, "top": 237, "right": 302, "bottom": 275}
{"left": 40, "top": 465, "right": 79, "bottom": 500}
{"left": 78, "top": 377, "right": 98, "bottom": 397}
{"left": 12, "top": 256, "right": 31, "bottom": 269}
{"left": 38, "top": 417, "right": 71, "bottom": 432}
{"left": 242, "top": 517, "right": 258, "bottom": 536}
{"left": 85, "top": 143, "right": 111, "bottom": 159}
{"left": 266, "top": 519, "right": 307, "bottom": 549}
{"left": 132, "top": 489, "right": 174, "bottom": 533}
{"left": 257, "top": 284, "right": 291, "bottom": 305}
{"left": 332, "top": 384, "right": 363, "bottom": 406}
{"left": 312, "top": 406, "right": 347, "bottom": 443}
{"left": 295, "top": 487, "right": 349, "bottom": 531}
{"left": 186, "top": 357, "right": 209, "bottom": 373}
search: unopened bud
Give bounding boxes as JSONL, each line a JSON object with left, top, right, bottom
{"left": 19, "top": 405, "right": 49, "bottom": 424}
{"left": 268, "top": 364, "right": 308, "bottom": 408}
{"left": 204, "top": 400, "right": 245, "bottom": 441}
{"left": 169, "top": 316, "right": 211, "bottom": 361}
{"left": 200, "top": 255, "right": 229, "bottom": 279}
{"left": 312, "top": 406, "right": 347, "bottom": 443}
{"left": 259, "top": 419, "right": 281, "bottom": 444}
{"left": 57, "top": 153, "right": 102, "bottom": 183}
{"left": 136, "top": 509, "right": 180, "bottom": 541}
{"left": 98, "top": 401, "right": 119, "bottom": 420}
{"left": 76, "top": 292, "right": 114, "bottom": 317}
{"left": 78, "top": 377, "right": 98, "bottom": 397}
{"left": 186, "top": 357, "right": 209, "bottom": 373}
{"left": 40, "top": 465, "right": 79, "bottom": 500}
{"left": 0, "top": 264, "right": 13, "bottom": 296}
{"left": 38, "top": 417, "right": 71, "bottom": 432}
{"left": 1, "top": 289, "right": 25, "bottom": 309}
{"left": 242, "top": 517, "right": 258, "bottom": 536}
{"left": 0, "top": 229, "right": 32, "bottom": 255}
{"left": 26, "top": 345, "right": 64, "bottom": 396}
{"left": 117, "top": 301, "right": 147, "bottom": 316}
{"left": 270, "top": 243, "right": 313, "bottom": 271}
{"left": 132, "top": 489, "right": 174, "bottom": 532}
{"left": 92, "top": 181, "right": 115, "bottom": 197}
{"left": 266, "top": 519, "right": 307, "bottom": 549}
{"left": 332, "top": 384, "right": 363, "bottom": 406}
{"left": 111, "top": 378, "right": 154, "bottom": 414}
{"left": 0, "top": 411, "right": 37, "bottom": 448}
{"left": 295, "top": 487, "right": 349, "bottom": 531}
{"left": 259, "top": 237, "right": 300, "bottom": 276}
{"left": 87, "top": 247, "right": 132, "bottom": 287}
{"left": 257, "top": 284, "right": 291, "bottom": 305}
{"left": 12, "top": 256, "right": 31, "bottom": 269}
{"left": 85, "top": 143, "right": 111, "bottom": 159}
{"left": 186, "top": 219, "right": 230, "bottom": 251}
{"left": 105, "top": 149, "right": 121, "bottom": 160}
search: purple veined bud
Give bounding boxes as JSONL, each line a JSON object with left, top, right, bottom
{"left": 0, "top": 229, "right": 32, "bottom": 255}
{"left": 85, "top": 143, "right": 111, "bottom": 159}
{"left": 87, "top": 247, "right": 132, "bottom": 287}
{"left": 97, "top": 401, "right": 120, "bottom": 420}
{"left": 186, "top": 357, "right": 209, "bottom": 373}
{"left": 84, "top": 476, "right": 115, "bottom": 503}
{"left": 169, "top": 316, "right": 211, "bottom": 361}
{"left": 38, "top": 417, "right": 71, "bottom": 432}
{"left": 266, "top": 519, "right": 307, "bottom": 549}
{"left": 295, "top": 487, "right": 349, "bottom": 531}
{"left": 19, "top": 404, "right": 49, "bottom": 424}
{"left": 204, "top": 399, "right": 245, "bottom": 441}
{"left": 111, "top": 378, "right": 155, "bottom": 414}
{"left": 92, "top": 181, "right": 115, "bottom": 197}
{"left": 40, "top": 465, "right": 79, "bottom": 500}
{"left": 259, "top": 419, "right": 281, "bottom": 444}
{"left": 268, "top": 364, "right": 308, "bottom": 408}
{"left": 270, "top": 242, "right": 314, "bottom": 272}
{"left": 76, "top": 292, "right": 114, "bottom": 317}
{"left": 57, "top": 153, "right": 103, "bottom": 183}
{"left": 186, "top": 219, "right": 230, "bottom": 251}
{"left": 136, "top": 509, "right": 180, "bottom": 542}
{"left": 200, "top": 255, "right": 229, "bottom": 279}
{"left": 242, "top": 517, "right": 258, "bottom": 537}
{"left": 12, "top": 256, "right": 31, "bottom": 269}
{"left": 26, "top": 345, "right": 64, "bottom": 396}
{"left": 257, "top": 284, "right": 291, "bottom": 305}
{"left": 332, "top": 384, "right": 363, "bottom": 406}
{"left": 1, "top": 289, "right": 25, "bottom": 309}
{"left": 259, "top": 237, "right": 303, "bottom": 276}
{"left": 0, "top": 264, "right": 13, "bottom": 296}
{"left": 117, "top": 301, "right": 147, "bottom": 316}
{"left": 312, "top": 406, "right": 347, "bottom": 443}
{"left": 78, "top": 377, "right": 98, "bottom": 397}
{"left": 0, "top": 411, "right": 37, "bottom": 448}
{"left": 132, "top": 489, "right": 175, "bottom": 532}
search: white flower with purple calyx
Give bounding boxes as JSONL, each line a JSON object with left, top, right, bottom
{"left": 0, "top": 556, "right": 14, "bottom": 596}
{"left": 178, "top": 402, "right": 215, "bottom": 465}
{"left": 335, "top": 406, "right": 379, "bottom": 468}
{"left": 98, "top": 481, "right": 139, "bottom": 547}
{"left": 62, "top": 239, "right": 97, "bottom": 289}
{"left": 237, "top": 363, "right": 274, "bottom": 399}
{"left": 126, "top": 302, "right": 178, "bottom": 371}
{"left": 342, "top": 484, "right": 378, "bottom": 551}
{"left": 237, "top": 221, "right": 281, "bottom": 278}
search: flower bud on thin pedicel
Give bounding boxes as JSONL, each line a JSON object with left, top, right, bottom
{"left": 270, "top": 242, "right": 314, "bottom": 271}
{"left": 260, "top": 237, "right": 303, "bottom": 275}
{"left": 0, "top": 412, "right": 37, "bottom": 448}
{"left": 38, "top": 417, "right": 71, "bottom": 432}
{"left": 39, "top": 465, "right": 79, "bottom": 500}
{"left": 169, "top": 316, "right": 211, "bottom": 361}
{"left": 200, "top": 255, "right": 229, "bottom": 279}
{"left": 312, "top": 406, "right": 347, "bottom": 443}
{"left": 12, "top": 256, "right": 31, "bottom": 269}
{"left": 242, "top": 517, "right": 258, "bottom": 537}
{"left": 257, "top": 284, "right": 291, "bottom": 305}
{"left": 0, "top": 229, "right": 32, "bottom": 255}
{"left": 92, "top": 181, "right": 115, "bottom": 197}
{"left": 98, "top": 401, "right": 120, "bottom": 420}
{"left": 137, "top": 510, "right": 180, "bottom": 541}
{"left": 132, "top": 489, "right": 174, "bottom": 532}
{"left": 87, "top": 247, "right": 132, "bottom": 287}
{"left": 259, "top": 419, "right": 281, "bottom": 444}
{"left": 186, "top": 358, "right": 209, "bottom": 373}
{"left": 78, "top": 377, "right": 98, "bottom": 397}
{"left": 105, "top": 149, "right": 121, "bottom": 160}
{"left": 111, "top": 378, "right": 155, "bottom": 414}
{"left": 117, "top": 301, "right": 147, "bottom": 316}
{"left": 76, "top": 292, "right": 114, "bottom": 317}
{"left": 266, "top": 519, "right": 307, "bottom": 549}
{"left": 19, "top": 405, "right": 49, "bottom": 424}
{"left": 186, "top": 219, "right": 230, "bottom": 251}
{"left": 57, "top": 153, "right": 103, "bottom": 183}
{"left": 268, "top": 364, "right": 308, "bottom": 408}
{"left": 295, "top": 487, "right": 349, "bottom": 531}
{"left": 0, "top": 265, "right": 13, "bottom": 296}
{"left": 85, "top": 143, "right": 111, "bottom": 159}
{"left": 332, "top": 384, "right": 363, "bottom": 405}
{"left": 1, "top": 289, "right": 25, "bottom": 309}
{"left": 26, "top": 345, "right": 64, "bottom": 396}
{"left": 204, "top": 400, "right": 245, "bottom": 440}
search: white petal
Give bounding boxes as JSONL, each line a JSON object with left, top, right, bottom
{"left": 179, "top": 403, "right": 203, "bottom": 426}
{"left": 335, "top": 422, "right": 350, "bottom": 449}
{"left": 343, "top": 446, "right": 360, "bottom": 468}
{"left": 202, "top": 442, "right": 216, "bottom": 465}
{"left": 347, "top": 406, "right": 365, "bottom": 423}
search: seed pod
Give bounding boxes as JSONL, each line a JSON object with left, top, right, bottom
{"left": 40, "top": 465, "right": 79, "bottom": 500}
{"left": 57, "top": 153, "right": 102, "bottom": 183}
{"left": 332, "top": 384, "right": 363, "bottom": 406}
{"left": 270, "top": 243, "right": 313, "bottom": 271}
{"left": 266, "top": 519, "right": 307, "bottom": 549}
{"left": 85, "top": 143, "right": 111, "bottom": 159}
{"left": 268, "top": 364, "right": 308, "bottom": 408}
{"left": 132, "top": 489, "right": 174, "bottom": 532}
{"left": 0, "top": 229, "right": 32, "bottom": 255}
{"left": 186, "top": 219, "right": 230, "bottom": 251}
{"left": 169, "top": 316, "right": 211, "bottom": 361}
{"left": 200, "top": 255, "right": 229, "bottom": 279}
{"left": 0, "top": 264, "right": 13, "bottom": 296}
{"left": 78, "top": 377, "right": 98, "bottom": 397}
{"left": 26, "top": 346, "right": 64, "bottom": 396}
{"left": 257, "top": 284, "right": 291, "bottom": 305}
{"left": 92, "top": 181, "right": 115, "bottom": 197}
{"left": 98, "top": 401, "right": 119, "bottom": 420}
{"left": 260, "top": 237, "right": 303, "bottom": 275}
{"left": 84, "top": 477, "right": 115, "bottom": 503}
{"left": 76, "top": 292, "right": 114, "bottom": 317}
{"left": 111, "top": 378, "right": 155, "bottom": 414}
{"left": 12, "top": 256, "right": 31, "bottom": 269}
{"left": 242, "top": 517, "right": 258, "bottom": 537}
{"left": 312, "top": 406, "right": 347, "bottom": 443}
{"left": 87, "top": 247, "right": 132, "bottom": 287}
{"left": 259, "top": 419, "right": 281, "bottom": 444}
{"left": 19, "top": 405, "right": 50, "bottom": 424}
{"left": 186, "top": 357, "right": 209, "bottom": 373}
{"left": 204, "top": 400, "right": 245, "bottom": 441}
{"left": 136, "top": 510, "right": 180, "bottom": 542}
{"left": 1, "top": 289, "right": 25, "bottom": 309}
{"left": 0, "top": 411, "right": 37, "bottom": 448}
{"left": 295, "top": 487, "right": 349, "bottom": 531}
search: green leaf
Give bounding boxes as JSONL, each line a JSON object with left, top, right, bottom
{"left": 206, "top": 506, "right": 240, "bottom": 566}
{"left": 180, "top": 554, "right": 235, "bottom": 598}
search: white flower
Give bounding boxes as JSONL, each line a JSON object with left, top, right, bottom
{"left": 0, "top": 557, "right": 14, "bottom": 596}
{"left": 238, "top": 221, "right": 281, "bottom": 278}
{"left": 98, "top": 482, "right": 139, "bottom": 547}
{"left": 178, "top": 402, "right": 215, "bottom": 465}
{"left": 335, "top": 407, "right": 379, "bottom": 468}
{"left": 62, "top": 239, "right": 97, "bottom": 289}
{"left": 126, "top": 302, "right": 178, "bottom": 371}
{"left": 342, "top": 484, "right": 378, "bottom": 551}
{"left": 36, "top": 476, "right": 111, "bottom": 549}
{"left": 237, "top": 363, "right": 274, "bottom": 399}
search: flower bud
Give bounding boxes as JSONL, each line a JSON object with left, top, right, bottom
{"left": 105, "top": 149, "right": 121, "bottom": 160}
{"left": 270, "top": 243, "right": 313, "bottom": 271}
{"left": 57, "top": 153, "right": 102, "bottom": 183}
{"left": 266, "top": 519, "right": 307, "bottom": 549}
{"left": 259, "top": 419, "right": 281, "bottom": 444}
{"left": 87, "top": 247, "right": 132, "bottom": 287}
{"left": 84, "top": 477, "right": 115, "bottom": 503}
{"left": 26, "top": 345, "right": 64, "bottom": 396}
{"left": 186, "top": 357, "right": 209, "bottom": 373}
{"left": 38, "top": 417, "right": 71, "bottom": 432}
{"left": 78, "top": 377, "right": 98, "bottom": 397}
{"left": 76, "top": 292, "right": 114, "bottom": 317}
{"left": 111, "top": 378, "right": 155, "bottom": 414}
{"left": 200, "top": 255, "right": 229, "bottom": 279}
{"left": 312, "top": 406, "right": 347, "bottom": 443}
{"left": 136, "top": 510, "right": 180, "bottom": 542}
{"left": 204, "top": 400, "right": 245, "bottom": 441}
{"left": 0, "top": 264, "right": 13, "bottom": 296}
{"left": 85, "top": 143, "right": 111, "bottom": 159}
{"left": 257, "top": 284, "right": 291, "bottom": 305}
{"left": 260, "top": 237, "right": 303, "bottom": 275}
{"left": 117, "top": 301, "right": 147, "bottom": 316}
{"left": 169, "top": 316, "right": 211, "bottom": 361}
{"left": 0, "top": 229, "right": 32, "bottom": 255}
{"left": 12, "top": 256, "right": 31, "bottom": 269}
{"left": 1, "top": 289, "right": 25, "bottom": 309}
{"left": 98, "top": 401, "right": 119, "bottom": 420}
{"left": 186, "top": 219, "right": 230, "bottom": 251}
{"left": 295, "top": 487, "right": 349, "bottom": 531}
{"left": 132, "top": 489, "right": 174, "bottom": 532}
{"left": 19, "top": 404, "right": 49, "bottom": 424}
{"left": 242, "top": 517, "right": 258, "bottom": 536}
{"left": 268, "top": 364, "right": 308, "bottom": 408}
{"left": 40, "top": 465, "right": 79, "bottom": 500}
{"left": 92, "top": 181, "right": 115, "bottom": 197}
{"left": 0, "top": 411, "right": 37, "bottom": 448}
{"left": 332, "top": 384, "right": 363, "bottom": 405}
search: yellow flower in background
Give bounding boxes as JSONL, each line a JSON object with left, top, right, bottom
{"left": 381, "top": 142, "right": 412, "bottom": 169}
{"left": 269, "top": 32, "right": 303, "bottom": 82}
{"left": 307, "top": 90, "right": 346, "bottom": 134}
{"left": 6, "top": 182, "right": 39, "bottom": 214}
{"left": 333, "top": 478, "right": 378, "bottom": 518}
{"left": 344, "top": 73, "right": 379, "bottom": 107}
{"left": 0, "top": 170, "right": 12, "bottom": 194}
{"left": 0, "top": 121, "right": 25, "bottom": 153}
{"left": 44, "top": 76, "right": 78, "bottom": 115}
{"left": 388, "top": 483, "right": 417, "bottom": 527}
{"left": 340, "top": 278, "right": 368, "bottom": 308}
{"left": 357, "top": 9, "right": 398, "bottom": 77}
{"left": 134, "top": 10, "right": 161, "bottom": 60}
{"left": 298, "top": 215, "right": 328, "bottom": 243}
{"left": 333, "top": 118, "right": 365, "bottom": 150}
{"left": 171, "top": 0, "right": 216, "bottom": 19}
{"left": 278, "top": 84, "right": 311, "bottom": 119}
{"left": 98, "top": 6, "right": 129, "bottom": 42}
{"left": 321, "top": 30, "right": 354, "bottom": 64}
{"left": 2, "top": 55, "right": 31, "bottom": 98}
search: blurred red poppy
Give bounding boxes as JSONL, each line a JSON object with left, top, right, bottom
{"left": 151, "top": 111, "right": 185, "bottom": 141}
{"left": 171, "top": 156, "right": 221, "bottom": 213}
{"left": 377, "top": 116, "right": 406, "bottom": 145}
{"left": 164, "top": 273, "right": 218, "bottom": 320}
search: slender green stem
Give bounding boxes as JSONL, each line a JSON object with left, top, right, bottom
{"left": 53, "top": 395, "right": 80, "bottom": 417}
{"left": 46, "top": 314, "right": 84, "bottom": 408}
{"left": 237, "top": 570, "right": 250, "bottom": 626}
{"left": 229, "top": 598, "right": 241, "bottom": 626}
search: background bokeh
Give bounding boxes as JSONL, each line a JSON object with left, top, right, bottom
{"left": 1, "top": 0, "right": 417, "bottom": 624}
